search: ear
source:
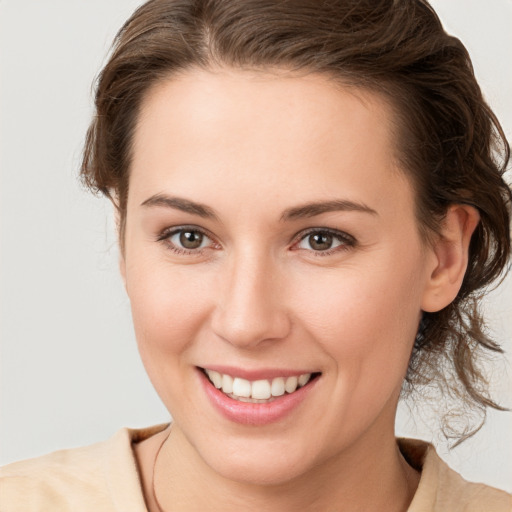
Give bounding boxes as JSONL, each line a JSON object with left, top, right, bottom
{"left": 421, "top": 205, "right": 480, "bottom": 313}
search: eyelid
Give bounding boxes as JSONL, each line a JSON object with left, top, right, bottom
{"left": 157, "top": 225, "right": 220, "bottom": 254}
{"left": 156, "top": 225, "right": 355, "bottom": 256}
{"left": 291, "top": 227, "right": 357, "bottom": 255}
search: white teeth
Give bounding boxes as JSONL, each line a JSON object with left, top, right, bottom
{"left": 285, "top": 376, "right": 298, "bottom": 393}
{"left": 232, "top": 377, "right": 252, "bottom": 398}
{"left": 222, "top": 374, "right": 233, "bottom": 394}
{"left": 271, "top": 377, "right": 285, "bottom": 397}
{"left": 298, "top": 373, "right": 311, "bottom": 387}
{"left": 208, "top": 370, "right": 222, "bottom": 389}
{"left": 252, "top": 379, "right": 271, "bottom": 400}
{"left": 205, "top": 369, "right": 315, "bottom": 401}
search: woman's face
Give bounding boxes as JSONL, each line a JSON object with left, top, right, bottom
{"left": 122, "top": 68, "right": 438, "bottom": 484}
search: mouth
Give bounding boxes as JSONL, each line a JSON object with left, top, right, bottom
{"left": 200, "top": 367, "right": 321, "bottom": 404}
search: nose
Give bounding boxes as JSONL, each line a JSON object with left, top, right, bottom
{"left": 211, "top": 249, "right": 291, "bottom": 349}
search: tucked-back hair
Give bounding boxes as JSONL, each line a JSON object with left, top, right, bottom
{"left": 81, "top": 0, "right": 511, "bottom": 443}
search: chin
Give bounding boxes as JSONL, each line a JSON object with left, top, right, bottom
{"left": 209, "top": 454, "right": 308, "bottom": 487}
{"left": 197, "top": 435, "right": 315, "bottom": 486}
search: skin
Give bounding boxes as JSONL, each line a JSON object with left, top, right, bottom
{"left": 123, "top": 68, "right": 479, "bottom": 511}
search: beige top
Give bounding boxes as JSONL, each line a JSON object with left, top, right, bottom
{"left": 1, "top": 424, "right": 510, "bottom": 511}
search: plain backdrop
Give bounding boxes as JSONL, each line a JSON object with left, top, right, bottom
{"left": 1, "top": 0, "right": 511, "bottom": 493}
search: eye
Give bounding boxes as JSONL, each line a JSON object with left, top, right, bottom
{"left": 158, "top": 226, "right": 218, "bottom": 254}
{"left": 171, "top": 229, "right": 207, "bottom": 250}
{"left": 294, "top": 229, "right": 355, "bottom": 255}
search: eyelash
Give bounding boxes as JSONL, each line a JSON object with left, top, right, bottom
{"left": 156, "top": 226, "right": 356, "bottom": 257}
{"left": 292, "top": 228, "right": 356, "bottom": 257}
{"left": 156, "top": 225, "right": 217, "bottom": 256}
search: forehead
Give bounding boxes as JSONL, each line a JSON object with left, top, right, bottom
{"left": 135, "top": 67, "right": 397, "bottom": 153}
{"left": 129, "top": 67, "right": 410, "bottom": 217}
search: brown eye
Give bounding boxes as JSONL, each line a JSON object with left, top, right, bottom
{"left": 307, "top": 232, "right": 334, "bottom": 251}
{"left": 164, "top": 228, "right": 212, "bottom": 252}
{"left": 295, "top": 229, "right": 355, "bottom": 254}
{"left": 179, "top": 230, "right": 204, "bottom": 249}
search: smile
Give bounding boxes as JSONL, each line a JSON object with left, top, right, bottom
{"left": 203, "top": 369, "right": 315, "bottom": 403}
{"left": 199, "top": 367, "right": 321, "bottom": 425}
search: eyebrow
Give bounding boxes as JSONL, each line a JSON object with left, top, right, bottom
{"left": 281, "top": 199, "right": 378, "bottom": 221}
{"left": 141, "top": 194, "right": 219, "bottom": 220}
{"left": 141, "top": 194, "right": 377, "bottom": 222}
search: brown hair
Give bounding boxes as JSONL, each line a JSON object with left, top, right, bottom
{"left": 81, "top": 0, "right": 511, "bottom": 443}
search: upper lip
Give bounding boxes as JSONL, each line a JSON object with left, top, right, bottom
{"left": 198, "top": 365, "right": 319, "bottom": 381}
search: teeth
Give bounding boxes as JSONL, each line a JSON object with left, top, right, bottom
{"left": 298, "top": 373, "right": 311, "bottom": 387}
{"left": 222, "top": 374, "right": 233, "bottom": 394}
{"left": 252, "top": 380, "right": 271, "bottom": 400}
{"left": 209, "top": 370, "right": 222, "bottom": 389}
{"left": 232, "top": 377, "right": 251, "bottom": 398}
{"left": 271, "top": 377, "right": 285, "bottom": 397}
{"left": 285, "top": 376, "right": 298, "bottom": 393}
{"left": 204, "top": 369, "right": 314, "bottom": 401}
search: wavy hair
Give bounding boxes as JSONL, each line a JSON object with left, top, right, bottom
{"left": 81, "top": 0, "right": 511, "bottom": 444}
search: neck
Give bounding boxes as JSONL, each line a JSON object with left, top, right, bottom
{"left": 150, "top": 424, "right": 419, "bottom": 512}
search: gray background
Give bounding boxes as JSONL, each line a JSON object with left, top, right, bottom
{"left": 1, "top": 0, "right": 511, "bottom": 492}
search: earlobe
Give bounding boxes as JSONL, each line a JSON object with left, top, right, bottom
{"left": 421, "top": 205, "right": 480, "bottom": 313}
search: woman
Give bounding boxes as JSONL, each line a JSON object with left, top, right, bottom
{"left": 1, "top": 0, "right": 511, "bottom": 510}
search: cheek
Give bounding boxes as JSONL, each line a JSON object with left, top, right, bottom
{"left": 290, "top": 256, "right": 425, "bottom": 442}
{"left": 126, "top": 259, "right": 219, "bottom": 414}
{"left": 293, "top": 250, "right": 425, "bottom": 381}
{"left": 126, "top": 259, "right": 214, "bottom": 362}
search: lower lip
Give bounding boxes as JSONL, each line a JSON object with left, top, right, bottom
{"left": 199, "top": 369, "right": 319, "bottom": 426}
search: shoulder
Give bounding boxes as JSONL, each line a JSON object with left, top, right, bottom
{"left": 400, "top": 439, "right": 512, "bottom": 512}
{"left": 0, "top": 425, "right": 167, "bottom": 512}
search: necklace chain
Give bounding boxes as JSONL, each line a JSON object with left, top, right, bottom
{"left": 151, "top": 428, "right": 172, "bottom": 512}
{"left": 150, "top": 427, "right": 416, "bottom": 512}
